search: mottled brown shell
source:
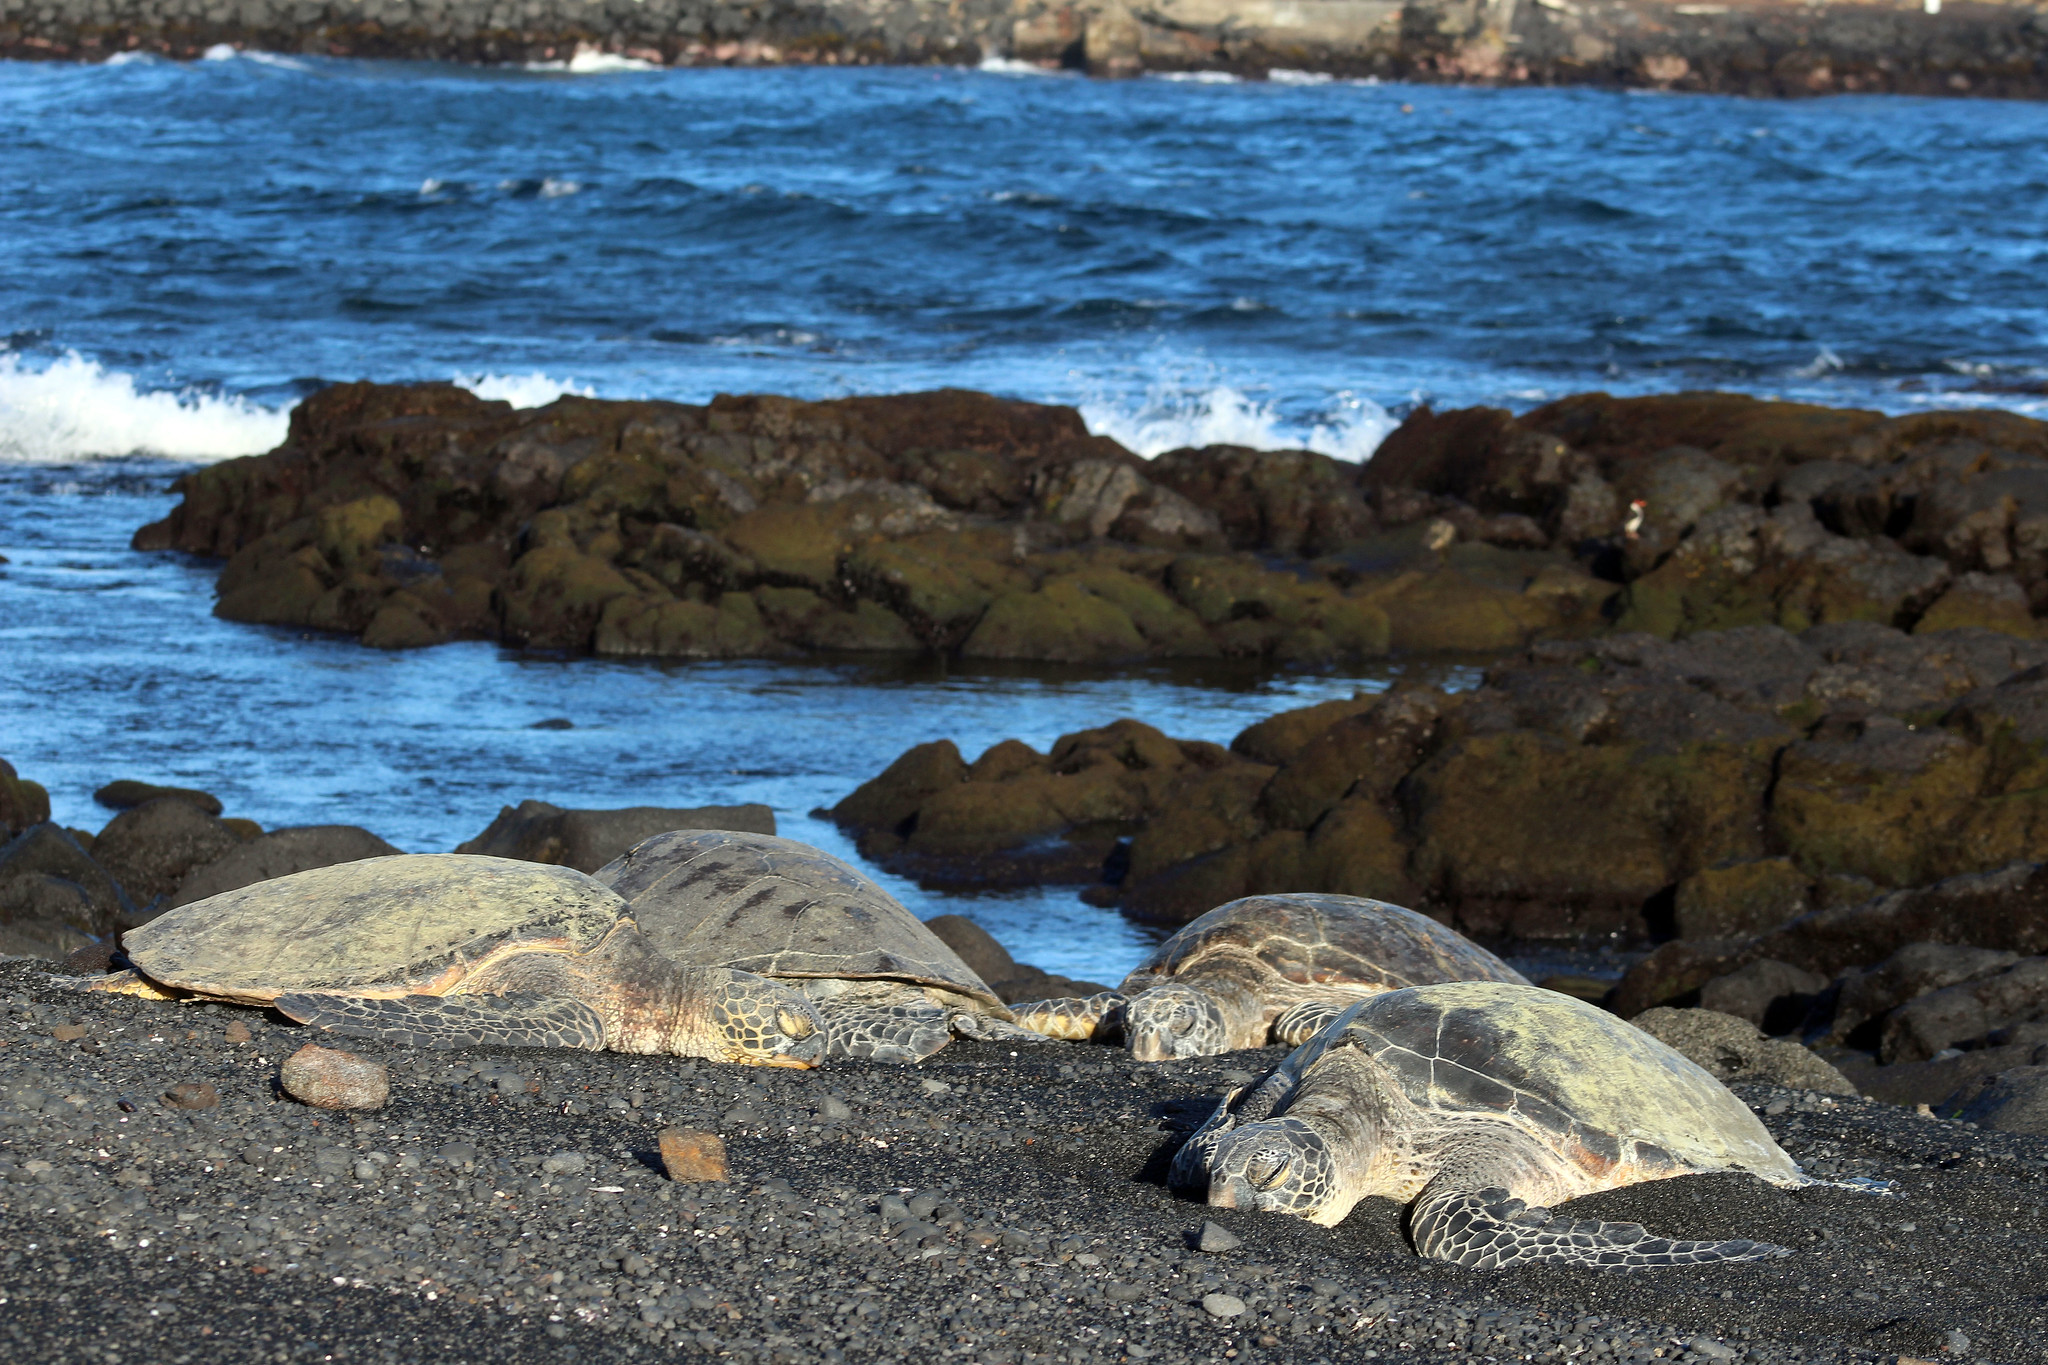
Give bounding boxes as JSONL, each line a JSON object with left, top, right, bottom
{"left": 1338, "top": 982, "right": 1800, "bottom": 1184}
{"left": 120, "top": 855, "right": 628, "bottom": 1006}
{"left": 594, "top": 829, "right": 1007, "bottom": 1015}
{"left": 1122, "top": 893, "right": 1529, "bottom": 996}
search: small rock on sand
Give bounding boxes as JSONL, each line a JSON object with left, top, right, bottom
{"left": 279, "top": 1043, "right": 389, "bottom": 1110}
{"left": 658, "top": 1127, "right": 728, "bottom": 1183}
{"left": 162, "top": 1081, "right": 218, "bottom": 1110}
{"left": 1196, "top": 1220, "right": 1241, "bottom": 1252}
{"left": 1202, "top": 1292, "right": 1246, "bottom": 1318}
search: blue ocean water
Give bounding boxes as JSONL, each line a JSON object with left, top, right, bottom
{"left": 5, "top": 55, "right": 2048, "bottom": 979}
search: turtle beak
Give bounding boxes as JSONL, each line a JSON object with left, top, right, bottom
{"left": 1210, "top": 1176, "right": 1247, "bottom": 1210}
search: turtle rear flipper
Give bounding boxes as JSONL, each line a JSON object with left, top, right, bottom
{"left": 1410, "top": 1180, "right": 1786, "bottom": 1270}
{"left": 277, "top": 992, "right": 608, "bottom": 1051}
{"left": 1011, "top": 992, "right": 1123, "bottom": 1043}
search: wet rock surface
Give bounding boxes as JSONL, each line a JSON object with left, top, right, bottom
{"left": 834, "top": 621, "right": 2048, "bottom": 941}
{"left": 0, "top": 958, "right": 2043, "bottom": 1365}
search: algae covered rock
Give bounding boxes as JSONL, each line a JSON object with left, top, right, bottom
{"left": 0, "top": 760, "right": 50, "bottom": 839}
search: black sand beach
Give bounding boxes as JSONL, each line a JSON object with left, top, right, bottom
{"left": 2, "top": 960, "right": 2043, "bottom": 1365}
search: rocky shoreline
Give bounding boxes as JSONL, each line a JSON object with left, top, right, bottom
{"left": 7, "top": 0, "right": 2048, "bottom": 99}
{"left": 128, "top": 384, "right": 2048, "bottom": 668}
{"left": 2, "top": 958, "right": 2044, "bottom": 1365}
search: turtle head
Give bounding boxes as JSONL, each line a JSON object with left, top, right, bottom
{"left": 707, "top": 972, "right": 828, "bottom": 1069}
{"left": 1207, "top": 1117, "right": 1339, "bottom": 1221}
{"left": 1124, "top": 983, "right": 1230, "bottom": 1061}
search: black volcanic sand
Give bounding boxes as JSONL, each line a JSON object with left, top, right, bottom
{"left": 0, "top": 962, "right": 2043, "bottom": 1365}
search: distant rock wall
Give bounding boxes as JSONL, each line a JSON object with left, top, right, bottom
{"left": 6, "top": 0, "right": 2048, "bottom": 98}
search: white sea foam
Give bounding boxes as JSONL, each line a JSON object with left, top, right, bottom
{"left": 0, "top": 353, "right": 288, "bottom": 463}
{"left": 1080, "top": 384, "right": 1396, "bottom": 462}
{"left": 455, "top": 372, "right": 595, "bottom": 408}
{"left": 1147, "top": 70, "right": 1243, "bottom": 84}
{"left": 537, "top": 177, "right": 581, "bottom": 199}
{"left": 1267, "top": 69, "right": 1334, "bottom": 85}
{"left": 976, "top": 54, "right": 1069, "bottom": 76}
{"left": 201, "top": 43, "right": 237, "bottom": 60}
{"left": 526, "top": 47, "right": 660, "bottom": 73}
{"left": 104, "top": 51, "right": 160, "bottom": 66}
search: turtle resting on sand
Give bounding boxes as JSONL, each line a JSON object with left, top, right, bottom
{"left": 84, "top": 854, "right": 826, "bottom": 1068}
{"left": 594, "top": 828, "right": 1044, "bottom": 1063}
{"left": 1013, "top": 893, "right": 1527, "bottom": 1061}
{"left": 1176, "top": 982, "right": 1806, "bottom": 1269}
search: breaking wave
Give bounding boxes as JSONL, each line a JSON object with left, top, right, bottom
{"left": 1079, "top": 383, "right": 1397, "bottom": 462}
{"left": 0, "top": 353, "right": 288, "bottom": 463}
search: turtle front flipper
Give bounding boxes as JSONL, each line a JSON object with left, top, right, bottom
{"left": 949, "top": 1012, "right": 1055, "bottom": 1046}
{"left": 276, "top": 992, "right": 609, "bottom": 1051}
{"left": 1172, "top": 1000, "right": 1366, "bottom": 1190}
{"left": 1011, "top": 992, "right": 1124, "bottom": 1043}
{"left": 814, "top": 1002, "right": 954, "bottom": 1063}
{"left": 1269, "top": 1000, "right": 1354, "bottom": 1046}
{"left": 1410, "top": 1180, "right": 1786, "bottom": 1269}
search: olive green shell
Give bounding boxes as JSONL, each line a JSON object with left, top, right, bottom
{"left": 1332, "top": 982, "right": 1800, "bottom": 1182}
{"left": 120, "top": 855, "right": 628, "bottom": 1004}
{"left": 1121, "top": 893, "right": 1529, "bottom": 996}
{"left": 594, "top": 829, "right": 1007, "bottom": 1015}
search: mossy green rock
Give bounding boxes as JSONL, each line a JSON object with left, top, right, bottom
{"left": 501, "top": 545, "right": 641, "bottom": 650}
{"left": 593, "top": 591, "right": 784, "bottom": 659}
{"left": 0, "top": 760, "right": 51, "bottom": 838}
{"left": 1673, "top": 857, "right": 1813, "bottom": 940}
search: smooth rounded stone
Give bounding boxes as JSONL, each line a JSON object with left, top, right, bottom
{"left": 540, "top": 1150, "right": 588, "bottom": 1176}
{"left": 1104, "top": 1281, "right": 1147, "bottom": 1302}
{"left": 1631, "top": 1006, "right": 1856, "bottom": 1095}
{"left": 658, "top": 1127, "right": 727, "bottom": 1183}
{"left": 169, "top": 824, "right": 402, "bottom": 908}
{"left": 93, "top": 779, "right": 224, "bottom": 816}
{"left": 1697, "top": 958, "right": 1826, "bottom": 1034}
{"left": 94, "top": 797, "right": 245, "bottom": 912}
{"left": 1952, "top": 1064, "right": 2048, "bottom": 1134}
{"left": 1195, "top": 1220, "right": 1241, "bottom": 1253}
{"left": 161, "top": 1080, "right": 219, "bottom": 1110}
{"left": 279, "top": 1043, "right": 390, "bottom": 1110}
{"left": 1202, "top": 1291, "right": 1247, "bottom": 1318}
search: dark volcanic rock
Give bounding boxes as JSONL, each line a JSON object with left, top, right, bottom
{"left": 839, "top": 622, "right": 2048, "bottom": 943}
{"left": 921, "top": 914, "right": 1112, "bottom": 1003}
{"left": 0, "top": 759, "right": 50, "bottom": 839}
{"left": 92, "top": 779, "right": 225, "bottom": 816}
{"left": 0, "top": 823, "right": 130, "bottom": 936}
{"left": 170, "top": 825, "right": 403, "bottom": 907}
{"left": 128, "top": 382, "right": 1655, "bottom": 666}
{"left": 91, "top": 798, "right": 250, "bottom": 916}
{"left": 455, "top": 800, "right": 776, "bottom": 873}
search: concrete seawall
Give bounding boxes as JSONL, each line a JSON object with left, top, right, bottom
{"left": 3, "top": 0, "right": 2047, "bottom": 96}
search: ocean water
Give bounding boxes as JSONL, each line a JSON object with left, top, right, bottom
{"left": 5, "top": 56, "right": 2047, "bottom": 979}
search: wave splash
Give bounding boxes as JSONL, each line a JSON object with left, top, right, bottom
{"left": 455, "top": 371, "right": 596, "bottom": 408}
{"left": 0, "top": 355, "right": 602, "bottom": 464}
{"left": 1080, "top": 384, "right": 1397, "bottom": 462}
{"left": 0, "top": 353, "right": 289, "bottom": 464}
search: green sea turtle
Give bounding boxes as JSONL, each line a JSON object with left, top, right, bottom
{"left": 85, "top": 854, "right": 826, "bottom": 1068}
{"left": 1013, "top": 893, "right": 1528, "bottom": 1061}
{"left": 1180, "top": 982, "right": 1807, "bottom": 1268}
{"left": 594, "top": 828, "right": 1043, "bottom": 1063}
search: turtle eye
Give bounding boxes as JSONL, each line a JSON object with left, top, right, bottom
{"left": 1245, "top": 1147, "right": 1292, "bottom": 1190}
{"left": 1170, "top": 1007, "right": 1197, "bottom": 1036}
{"left": 776, "top": 1007, "right": 817, "bottom": 1040}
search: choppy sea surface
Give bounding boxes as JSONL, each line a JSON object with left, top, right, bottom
{"left": 6, "top": 55, "right": 2048, "bottom": 978}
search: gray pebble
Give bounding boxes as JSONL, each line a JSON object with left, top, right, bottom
{"left": 1202, "top": 1291, "right": 1246, "bottom": 1318}
{"left": 1196, "top": 1219, "right": 1241, "bottom": 1253}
